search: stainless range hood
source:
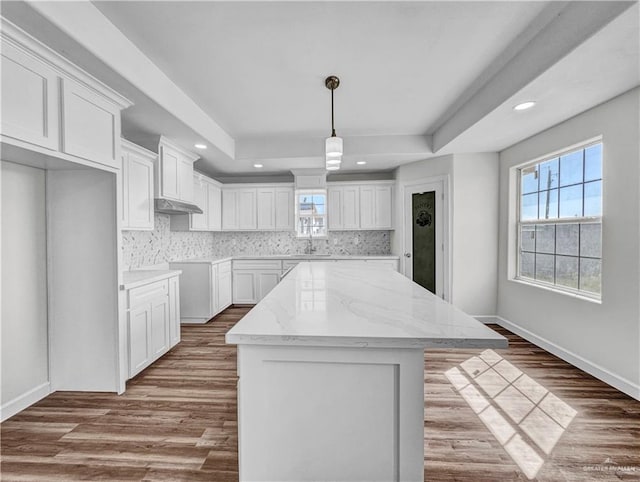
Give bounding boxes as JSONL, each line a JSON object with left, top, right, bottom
{"left": 154, "top": 198, "right": 203, "bottom": 215}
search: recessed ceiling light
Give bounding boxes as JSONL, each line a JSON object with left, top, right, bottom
{"left": 253, "top": 163, "right": 263, "bottom": 168}
{"left": 194, "top": 143, "right": 207, "bottom": 149}
{"left": 326, "top": 165, "right": 340, "bottom": 171}
{"left": 356, "top": 161, "right": 367, "bottom": 165}
{"left": 514, "top": 101, "right": 536, "bottom": 111}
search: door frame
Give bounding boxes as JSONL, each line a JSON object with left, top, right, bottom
{"left": 400, "top": 175, "right": 452, "bottom": 302}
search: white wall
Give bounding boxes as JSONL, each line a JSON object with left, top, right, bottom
{"left": 451, "top": 154, "right": 499, "bottom": 316}
{"left": 47, "top": 169, "right": 120, "bottom": 392}
{"left": 394, "top": 153, "right": 499, "bottom": 316}
{"left": 497, "top": 88, "right": 640, "bottom": 399}
{"left": 1, "top": 161, "right": 50, "bottom": 419}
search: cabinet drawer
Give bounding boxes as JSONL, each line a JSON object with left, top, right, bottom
{"left": 233, "top": 259, "right": 282, "bottom": 270}
{"left": 128, "top": 280, "right": 169, "bottom": 307}
{"left": 218, "top": 260, "right": 232, "bottom": 274}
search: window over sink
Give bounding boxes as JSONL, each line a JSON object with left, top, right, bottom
{"left": 295, "top": 189, "right": 327, "bottom": 238}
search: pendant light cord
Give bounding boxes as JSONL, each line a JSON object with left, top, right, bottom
{"left": 331, "top": 87, "right": 336, "bottom": 138}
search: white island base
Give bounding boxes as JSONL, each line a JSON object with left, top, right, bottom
{"left": 237, "top": 344, "right": 424, "bottom": 482}
{"left": 227, "top": 263, "right": 507, "bottom": 482}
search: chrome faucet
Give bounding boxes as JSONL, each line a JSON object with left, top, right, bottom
{"left": 305, "top": 232, "right": 316, "bottom": 255}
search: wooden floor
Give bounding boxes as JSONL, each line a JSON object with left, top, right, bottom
{"left": 1, "top": 306, "right": 638, "bottom": 481}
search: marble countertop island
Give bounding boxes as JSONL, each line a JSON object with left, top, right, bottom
{"left": 227, "top": 262, "right": 506, "bottom": 482}
{"left": 226, "top": 262, "right": 507, "bottom": 350}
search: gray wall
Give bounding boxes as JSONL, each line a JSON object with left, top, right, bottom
{"left": 393, "top": 153, "right": 499, "bottom": 316}
{"left": 497, "top": 87, "right": 639, "bottom": 398}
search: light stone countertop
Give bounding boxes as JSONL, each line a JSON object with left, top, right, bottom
{"left": 121, "top": 269, "right": 182, "bottom": 290}
{"left": 226, "top": 262, "right": 508, "bottom": 350}
{"left": 170, "top": 255, "right": 399, "bottom": 263}
{"left": 169, "top": 257, "right": 234, "bottom": 264}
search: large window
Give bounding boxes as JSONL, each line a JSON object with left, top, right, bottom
{"left": 295, "top": 190, "right": 327, "bottom": 237}
{"left": 517, "top": 141, "right": 602, "bottom": 298}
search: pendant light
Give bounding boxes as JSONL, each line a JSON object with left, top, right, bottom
{"left": 325, "top": 75, "right": 342, "bottom": 170}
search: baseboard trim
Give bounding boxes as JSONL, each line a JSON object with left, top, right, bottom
{"left": 494, "top": 316, "right": 640, "bottom": 401}
{"left": 1, "top": 382, "right": 51, "bottom": 422}
{"left": 473, "top": 316, "right": 501, "bottom": 324}
{"left": 180, "top": 317, "right": 210, "bottom": 324}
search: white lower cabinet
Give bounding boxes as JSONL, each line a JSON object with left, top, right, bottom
{"left": 232, "top": 259, "right": 283, "bottom": 304}
{"left": 168, "top": 276, "right": 181, "bottom": 346}
{"left": 168, "top": 260, "right": 232, "bottom": 323}
{"left": 126, "top": 275, "right": 180, "bottom": 379}
{"left": 233, "top": 271, "right": 258, "bottom": 304}
{"left": 257, "top": 271, "right": 281, "bottom": 301}
{"left": 218, "top": 262, "right": 233, "bottom": 309}
{"left": 128, "top": 305, "right": 152, "bottom": 376}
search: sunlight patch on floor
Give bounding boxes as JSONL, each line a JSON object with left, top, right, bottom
{"left": 445, "top": 349, "right": 577, "bottom": 480}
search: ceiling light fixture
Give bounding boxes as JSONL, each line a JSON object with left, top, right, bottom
{"left": 514, "top": 101, "right": 536, "bottom": 111}
{"left": 325, "top": 75, "right": 342, "bottom": 171}
{"left": 356, "top": 161, "right": 366, "bottom": 165}
{"left": 194, "top": 143, "right": 207, "bottom": 149}
{"left": 253, "top": 163, "right": 263, "bottom": 168}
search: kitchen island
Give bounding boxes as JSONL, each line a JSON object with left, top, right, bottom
{"left": 226, "top": 262, "right": 507, "bottom": 482}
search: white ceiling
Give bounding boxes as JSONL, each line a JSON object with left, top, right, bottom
{"left": 3, "top": 1, "right": 638, "bottom": 177}
{"left": 93, "top": 1, "right": 548, "bottom": 138}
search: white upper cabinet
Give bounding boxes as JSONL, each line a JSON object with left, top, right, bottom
{"left": 257, "top": 188, "right": 275, "bottom": 230}
{"left": 122, "top": 139, "right": 155, "bottom": 231}
{"left": 342, "top": 186, "right": 361, "bottom": 229}
{"left": 170, "top": 172, "right": 223, "bottom": 232}
{"left": 207, "top": 182, "right": 222, "bottom": 231}
{"left": 0, "top": 40, "right": 59, "bottom": 151}
{"left": 359, "top": 185, "right": 376, "bottom": 229}
{"left": 328, "top": 181, "right": 394, "bottom": 230}
{"left": 0, "top": 19, "right": 131, "bottom": 170}
{"left": 61, "top": 78, "right": 121, "bottom": 169}
{"left": 178, "top": 157, "right": 194, "bottom": 202}
{"left": 222, "top": 187, "right": 256, "bottom": 231}
{"left": 238, "top": 189, "right": 257, "bottom": 230}
{"left": 372, "top": 185, "right": 393, "bottom": 229}
{"left": 222, "top": 189, "right": 239, "bottom": 230}
{"left": 190, "top": 175, "right": 209, "bottom": 231}
{"left": 274, "top": 188, "right": 294, "bottom": 231}
{"left": 155, "top": 137, "right": 199, "bottom": 203}
{"left": 328, "top": 188, "right": 343, "bottom": 230}
{"left": 222, "top": 185, "right": 294, "bottom": 232}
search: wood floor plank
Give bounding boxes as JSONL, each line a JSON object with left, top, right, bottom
{"left": 2, "top": 308, "right": 638, "bottom": 481}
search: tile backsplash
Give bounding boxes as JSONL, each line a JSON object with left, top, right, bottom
{"left": 122, "top": 214, "right": 391, "bottom": 269}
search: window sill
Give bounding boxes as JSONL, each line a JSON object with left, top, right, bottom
{"left": 509, "top": 277, "right": 602, "bottom": 304}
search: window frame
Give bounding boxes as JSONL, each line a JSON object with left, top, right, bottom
{"left": 295, "top": 188, "right": 328, "bottom": 239}
{"left": 514, "top": 138, "right": 603, "bottom": 301}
